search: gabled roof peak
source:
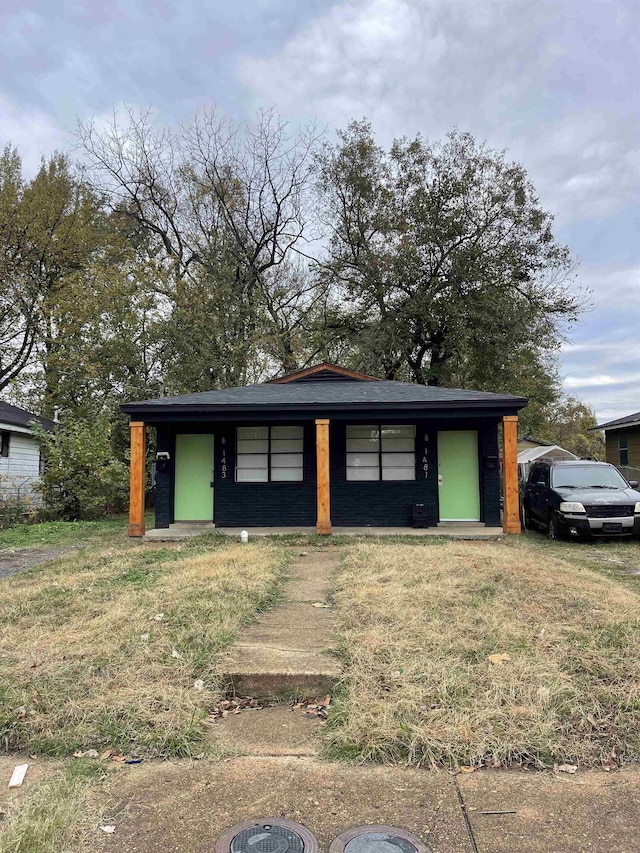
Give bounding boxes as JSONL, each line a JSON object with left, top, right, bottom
{"left": 268, "top": 362, "right": 380, "bottom": 384}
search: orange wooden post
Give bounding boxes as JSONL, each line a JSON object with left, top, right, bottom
{"left": 502, "top": 415, "right": 521, "bottom": 534}
{"left": 128, "top": 421, "right": 146, "bottom": 537}
{"left": 315, "top": 418, "right": 331, "bottom": 535}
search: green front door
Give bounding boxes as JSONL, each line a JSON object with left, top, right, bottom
{"left": 174, "top": 434, "right": 214, "bottom": 522}
{"left": 437, "top": 430, "right": 480, "bottom": 521}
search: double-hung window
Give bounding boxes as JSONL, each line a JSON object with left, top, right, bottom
{"left": 236, "top": 426, "right": 304, "bottom": 482}
{"left": 346, "top": 425, "right": 416, "bottom": 481}
{"left": 0, "top": 431, "right": 9, "bottom": 458}
{"left": 619, "top": 434, "right": 629, "bottom": 467}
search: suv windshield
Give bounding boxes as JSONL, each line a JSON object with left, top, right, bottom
{"left": 552, "top": 465, "right": 628, "bottom": 490}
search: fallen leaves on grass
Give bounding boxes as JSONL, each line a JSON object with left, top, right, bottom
{"left": 487, "top": 653, "right": 511, "bottom": 666}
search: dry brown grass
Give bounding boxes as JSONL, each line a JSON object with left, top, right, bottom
{"left": 0, "top": 537, "right": 287, "bottom": 758}
{"left": 0, "top": 759, "right": 110, "bottom": 853}
{"left": 326, "top": 539, "right": 640, "bottom": 768}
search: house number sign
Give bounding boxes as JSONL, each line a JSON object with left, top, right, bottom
{"left": 221, "top": 445, "right": 227, "bottom": 479}
{"left": 422, "top": 438, "right": 428, "bottom": 478}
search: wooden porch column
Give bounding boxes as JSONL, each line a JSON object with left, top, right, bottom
{"left": 315, "top": 418, "right": 331, "bottom": 535}
{"left": 502, "top": 415, "right": 521, "bottom": 534}
{"left": 128, "top": 421, "right": 146, "bottom": 537}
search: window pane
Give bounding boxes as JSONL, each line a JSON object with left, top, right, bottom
{"left": 236, "top": 468, "right": 269, "bottom": 482}
{"left": 346, "top": 425, "right": 379, "bottom": 440}
{"left": 271, "top": 438, "right": 304, "bottom": 453}
{"left": 271, "top": 426, "right": 303, "bottom": 440}
{"left": 382, "top": 467, "right": 416, "bottom": 481}
{"left": 237, "top": 439, "right": 269, "bottom": 453}
{"left": 271, "top": 468, "right": 303, "bottom": 481}
{"left": 381, "top": 437, "right": 415, "bottom": 452}
{"left": 346, "top": 452, "right": 379, "bottom": 468}
{"left": 382, "top": 452, "right": 415, "bottom": 468}
{"left": 347, "top": 467, "right": 379, "bottom": 481}
{"left": 271, "top": 453, "right": 303, "bottom": 467}
{"left": 237, "top": 426, "right": 268, "bottom": 440}
{"left": 237, "top": 454, "right": 268, "bottom": 469}
{"left": 619, "top": 436, "right": 628, "bottom": 449}
{"left": 346, "top": 437, "right": 379, "bottom": 452}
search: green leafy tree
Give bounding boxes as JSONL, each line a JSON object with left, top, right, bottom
{"left": 316, "top": 122, "right": 582, "bottom": 389}
{"left": 35, "top": 417, "right": 129, "bottom": 520}
{"left": 537, "top": 396, "right": 604, "bottom": 459}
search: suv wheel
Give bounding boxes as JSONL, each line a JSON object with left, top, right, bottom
{"left": 522, "top": 503, "right": 530, "bottom": 531}
{"left": 548, "top": 513, "right": 563, "bottom": 541}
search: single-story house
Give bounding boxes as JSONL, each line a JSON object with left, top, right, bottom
{"left": 593, "top": 410, "right": 640, "bottom": 479}
{"left": 0, "top": 401, "right": 55, "bottom": 505}
{"left": 120, "top": 363, "right": 527, "bottom": 536}
{"left": 517, "top": 436, "right": 577, "bottom": 482}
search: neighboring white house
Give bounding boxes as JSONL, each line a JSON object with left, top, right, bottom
{"left": 0, "top": 402, "right": 55, "bottom": 505}
{"left": 517, "top": 437, "right": 578, "bottom": 482}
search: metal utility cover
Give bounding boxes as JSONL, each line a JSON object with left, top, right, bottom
{"left": 330, "top": 826, "right": 431, "bottom": 853}
{"left": 215, "top": 819, "right": 319, "bottom": 853}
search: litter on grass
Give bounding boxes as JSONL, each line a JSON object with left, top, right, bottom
{"left": 8, "top": 764, "right": 28, "bottom": 788}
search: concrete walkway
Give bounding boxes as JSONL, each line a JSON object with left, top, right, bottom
{"left": 221, "top": 549, "right": 341, "bottom": 698}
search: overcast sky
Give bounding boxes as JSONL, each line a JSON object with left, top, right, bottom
{"left": 2, "top": 0, "right": 638, "bottom": 422}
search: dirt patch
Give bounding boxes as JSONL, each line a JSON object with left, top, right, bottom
{"left": 0, "top": 546, "right": 77, "bottom": 579}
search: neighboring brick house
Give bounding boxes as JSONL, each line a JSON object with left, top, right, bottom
{"left": 594, "top": 411, "right": 640, "bottom": 481}
{"left": 120, "top": 362, "right": 527, "bottom": 537}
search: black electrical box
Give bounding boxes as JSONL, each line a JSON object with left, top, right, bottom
{"left": 411, "top": 503, "right": 429, "bottom": 528}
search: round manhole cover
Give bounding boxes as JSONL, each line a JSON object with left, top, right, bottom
{"left": 329, "top": 826, "right": 431, "bottom": 853}
{"left": 215, "top": 819, "right": 319, "bottom": 853}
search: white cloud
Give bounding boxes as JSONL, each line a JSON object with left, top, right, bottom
{"left": 0, "top": 95, "right": 70, "bottom": 176}
{"left": 565, "top": 373, "right": 640, "bottom": 390}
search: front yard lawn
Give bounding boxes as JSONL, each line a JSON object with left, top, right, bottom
{"left": 327, "top": 538, "right": 640, "bottom": 769}
{"left": 0, "top": 536, "right": 287, "bottom": 758}
{"left": 0, "top": 516, "right": 148, "bottom": 551}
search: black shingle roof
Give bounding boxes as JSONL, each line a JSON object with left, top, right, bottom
{"left": 121, "top": 379, "right": 527, "bottom": 417}
{"left": 0, "top": 401, "right": 55, "bottom": 432}
{"left": 594, "top": 411, "right": 640, "bottom": 431}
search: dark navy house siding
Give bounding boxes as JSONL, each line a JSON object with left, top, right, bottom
{"left": 153, "top": 416, "right": 501, "bottom": 529}
{"left": 155, "top": 428, "right": 174, "bottom": 528}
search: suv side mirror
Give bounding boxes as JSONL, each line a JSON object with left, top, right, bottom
{"left": 629, "top": 480, "right": 639, "bottom": 489}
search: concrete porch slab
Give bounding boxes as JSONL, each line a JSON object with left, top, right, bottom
{"left": 144, "top": 524, "right": 504, "bottom": 540}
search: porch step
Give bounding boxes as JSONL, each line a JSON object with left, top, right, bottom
{"left": 169, "top": 521, "right": 215, "bottom": 529}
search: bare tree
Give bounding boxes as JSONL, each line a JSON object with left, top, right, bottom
{"left": 77, "top": 106, "right": 325, "bottom": 383}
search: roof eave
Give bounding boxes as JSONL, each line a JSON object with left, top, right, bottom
{"left": 592, "top": 420, "right": 640, "bottom": 432}
{"left": 120, "top": 397, "right": 528, "bottom": 419}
